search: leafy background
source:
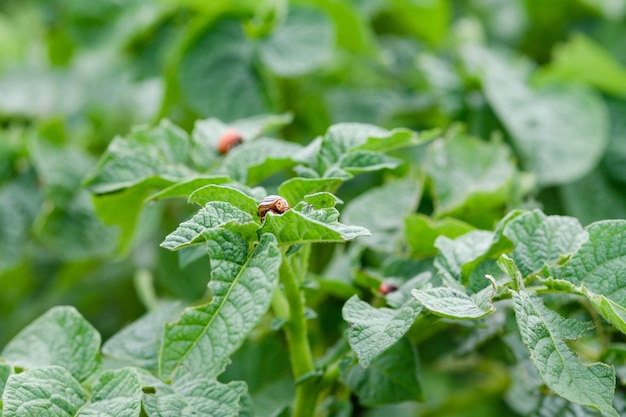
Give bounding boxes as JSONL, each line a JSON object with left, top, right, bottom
{"left": 1, "top": 0, "right": 625, "bottom": 416}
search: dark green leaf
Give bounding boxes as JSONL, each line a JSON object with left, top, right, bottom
{"left": 177, "top": 19, "right": 269, "bottom": 120}
{"left": 341, "top": 338, "right": 423, "bottom": 406}
{"left": 259, "top": 6, "right": 334, "bottom": 77}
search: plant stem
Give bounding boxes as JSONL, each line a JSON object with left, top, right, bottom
{"left": 278, "top": 251, "right": 318, "bottom": 417}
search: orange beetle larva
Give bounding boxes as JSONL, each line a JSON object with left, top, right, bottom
{"left": 217, "top": 128, "right": 243, "bottom": 154}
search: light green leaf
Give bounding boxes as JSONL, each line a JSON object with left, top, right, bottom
{"left": 343, "top": 295, "right": 422, "bottom": 368}
{"left": 2, "top": 306, "right": 101, "bottom": 382}
{"left": 483, "top": 57, "right": 608, "bottom": 186}
{"left": 79, "top": 368, "right": 142, "bottom": 417}
{"left": 29, "top": 140, "right": 94, "bottom": 205}
{"left": 503, "top": 209, "right": 588, "bottom": 277}
{"left": 160, "top": 201, "right": 258, "bottom": 251}
{"left": 340, "top": 338, "right": 422, "bottom": 406}
{"left": 354, "top": 127, "right": 423, "bottom": 153}
{"left": 188, "top": 185, "right": 259, "bottom": 215}
{"left": 277, "top": 177, "right": 342, "bottom": 207}
{"left": 0, "top": 362, "right": 12, "bottom": 397}
{"left": 142, "top": 372, "right": 247, "bottom": 417}
{"left": 343, "top": 177, "right": 422, "bottom": 252}
{"left": 434, "top": 230, "right": 494, "bottom": 289}
{"left": 84, "top": 120, "right": 193, "bottom": 194}
{"left": 102, "top": 302, "right": 183, "bottom": 370}
{"left": 405, "top": 214, "right": 475, "bottom": 258}
{"left": 581, "top": 286, "right": 626, "bottom": 335}
{"left": 159, "top": 232, "right": 281, "bottom": 380}
{"left": 412, "top": 287, "right": 494, "bottom": 319}
{"left": 538, "top": 33, "right": 626, "bottom": 98}
{"left": 425, "top": 132, "right": 516, "bottom": 217}
{"left": 2, "top": 366, "right": 86, "bottom": 417}
{"left": 316, "top": 123, "right": 411, "bottom": 177}
{"left": 146, "top": 177, "right": 231, "bottom": 202}
{"left": 177, "top": 20, "right": 268, "bottom": 120}
{"left": 512, "top": 291, "right": 618, "bottom": 417}
{"left": 259, "top": 6, "right": 334, "bottom": 77}
{"left": 190, "top": 114, "right": 293, "bottom": 170}
{"left": 259, "top": 203, "right": 370, "bottom": 247}
{"left": 302, "top": 192, "right": 343, "bottom": 209}
{"left": 339, "top": 150, "right": 402, "bottom": 174}
{"left": 217, "top": 138, "right": 303, "bottom": 184}
{"left": 551, "top": 220, "right": 626, "bottom": 306}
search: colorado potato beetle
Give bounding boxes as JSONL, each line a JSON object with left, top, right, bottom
{"left": 217, "top": 128, "right": 243, "bottom": 154}
{"left": 378, "top": 282, "right": 398, "bottom": 295}
{"left": 257, "top": 195, "right": 289, "bottom": 221}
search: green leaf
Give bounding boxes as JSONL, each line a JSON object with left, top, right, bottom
{"left": 29, "top": 140, "right": 94, "bottom": 205}
{"left": 79, "top": 368, "right": 142, "bottom": 417}
{"left": 84, "top": 120, "right": 193, "bottom": 194}
{"left": 102, "top": 302, "right": 183, "bottom": 370}
{"left": 93, "top": 177, "right": 173, "bottom": 253}
{"left": 342, "top": 177, "right": 422, "bottom": 252}
{"left": 277, "top": 177, "right": 342, "bottom": 207}
{"left": 259, "top": 6, "right": 334, "bottom": 77}
{"left": 425, "top": 132, "right": 516, "bottom": 218}
{"left": 340, "top": 338, "right": 423, "bottom": 406}
{"left": 560, "top": 167, "right": 626, "bottom": 225}
{"left": 538, "top": 33, "right": 626, "bottom": 98}
{"left": 146, "top": 177, "right": 231, "bottom": 202}
{"left": 188, "top": 184, "right": 259, "bottom": 215}
{"left": 160, "top": 201, "right": 258, "bottom": 251}
{"left": 551, "top": 220, "right": 626, "bottom": 306}
{"left": 512, "top": 291, "right": 618, "bottom": 417}
{"left": 412, "top": 287, "right": 494, "bottom": 319}
{"left": 503, "top": 209, "right": 587, "bottom": 277}
{"left": 142, "top": 372, "right": 246, "bottom": 417}
{"left": 2, "top": 306, "right": 101, "bottom": 382}
{"left": 343, "top": 295, "right": 422, "bottom": 368}
{"left": 36, "top": 192, "right": 117, "bottom": 260}
{"left": 177, "top": 19, "right": 268, "bottom": 120}
{"left": 159, "top": 232, "right": 281, "bottom": 380}
{"left": 315, "top": 123, "right": 412, "bottom": 177}
{"left": 483, "top": 57, "right": 608, "bottom": 186}
{"left": 405, "top": 214, "right": 475, "bottom": 258}
{"left": 259, "top": 203, "right": 370, "bottom": 247}
{"left": 338, "top": 150, "right": 401, "bottom": 173}
{"left": 217, "top": 138, "right": 303, "bottom": 184}
{"left": 0, "top": 178, "right": 42, "bottom": 271}
{"left": 2, "top": 366, "right": 86, "bottom": 417}
{"left": 190, "top": 114, "right": 293, "bottom": 170}
{"left": 0, "top": 362, "right": 12, "bottom": 397}
{"left": 544, "top": 278, "right": 626, "bottom": 335}
{"left": 434, "top": 230, "right": 495, "bottom": 289}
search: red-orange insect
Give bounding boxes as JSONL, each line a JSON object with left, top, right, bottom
{"left": 257, "top": 195, "right": 290, "bottom": 221}
{"left": 217, "top": 128, "right": 243, "bottom": 154}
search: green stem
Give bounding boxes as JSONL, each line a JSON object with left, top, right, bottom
{"left": 278, "top": 251, "right": 318, "bottom": 417}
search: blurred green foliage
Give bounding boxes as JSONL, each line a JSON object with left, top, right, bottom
{"left": 1, "top": 0, "right": 626, "bottom": 415}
